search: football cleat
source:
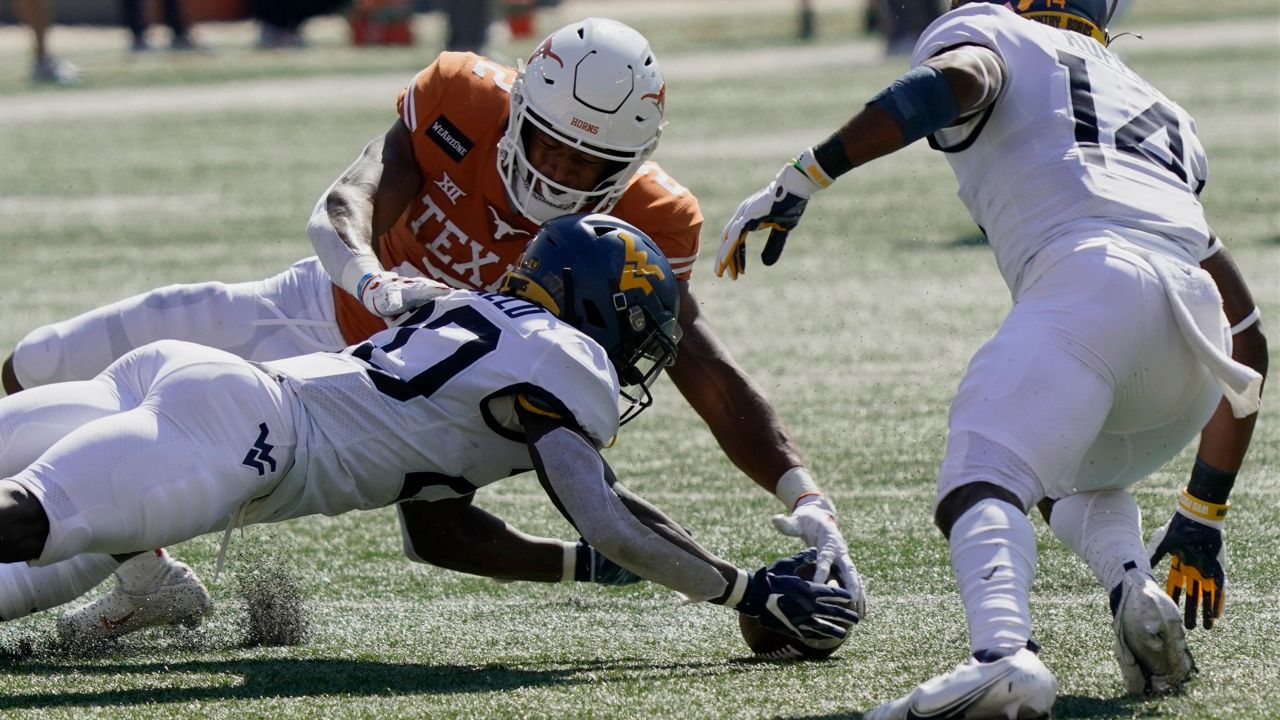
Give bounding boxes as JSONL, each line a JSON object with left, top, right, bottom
{"left": 1112, "top": 566, "right": 1196, "bottom": 695}
{"left": 58, "top": 558, "right": 213, "bottom": 646}
{"left": 865, "top": 646, "right": 1057, "bottom": 720}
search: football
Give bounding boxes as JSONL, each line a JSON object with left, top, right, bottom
{"left": 738, "top": 564, "right": 851, "bottom": 661}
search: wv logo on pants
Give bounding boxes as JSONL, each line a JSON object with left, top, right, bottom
{"left": 242, "top": 423, "right": 277, "bottom": 476}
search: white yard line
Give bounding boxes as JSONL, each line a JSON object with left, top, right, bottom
{"left": 0, "top": 19, "right": 1272, "bottom": 125}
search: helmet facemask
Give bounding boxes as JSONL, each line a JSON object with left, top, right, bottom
{"left": 615, "top": 307, "right": 681, "bottom": 425}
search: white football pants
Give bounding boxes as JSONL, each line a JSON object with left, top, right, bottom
{"left": 10, "top": 257, "right": 345, "bottom": 389}
{"left": 936, "top": 241, "right": 1224, "bottom": 510}
{"left": 4, "top": 340, "right": 298, "bottom": 565}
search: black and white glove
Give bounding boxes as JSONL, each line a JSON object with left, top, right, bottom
{"left": 716, "top": 148, "right": 832, "bottom": 279}
{"left": 729, "top": 567, "right": 859, "bottom": 642}
{"left": 356, "top": 271, "right": 449, "bottom": 318}
{"left": 1148, "top": 491, "right": 1228, "bottom": 629}
{"left": 572, "top": 539, "right": 642, "bottom": 586}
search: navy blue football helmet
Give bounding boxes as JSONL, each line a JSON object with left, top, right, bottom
{"left": 500, "top": 213, "right": 681, "bottom": 424}
{"left": 951, "top": 0, "right": 1117, "bottom": 43}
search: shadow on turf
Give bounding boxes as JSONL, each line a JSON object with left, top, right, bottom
{"left": 783, "top": 693, "right": 1147, "bottom": 719}
{"left": 0, "top": 656, "right": 742, "bottom": 710}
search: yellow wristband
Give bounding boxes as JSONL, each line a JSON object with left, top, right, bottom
{"left": 1179, "top": 489, "right": 1229, "bottom": 523}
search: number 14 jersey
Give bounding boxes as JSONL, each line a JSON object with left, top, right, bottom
{"left": 913, "top": 4, "right": 1213, "bottom": 297}
{"left": 254, "top": 291, "right": 620, "bottom": 523}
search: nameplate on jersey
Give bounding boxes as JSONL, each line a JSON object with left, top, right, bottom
{"left": 427, "top": 115, "right": 474, "bottom": 163}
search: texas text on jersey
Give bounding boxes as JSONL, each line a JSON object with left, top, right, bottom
{"left": 331, "top": 52, "right": 703, "bottom": 345}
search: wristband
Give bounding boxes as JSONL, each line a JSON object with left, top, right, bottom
{"left": 719, "top": 568, "right": 749, "bottom": 608}
{"left": 792, "top": 147, "right": 835, "bottom": 190}
{"left": 559, "top": 541, "right": 577, "bottom": 583}
{"left": 1177, "top": 489, "right": 1229, "bottom": 528}
{"left": 1187, "top": 457, "right": 1237, "bottom": 505}
{"left": 775, "top": 467, "right": 832, "bottom": 512}
{"left": 813, "top": 133, "right": 854, "bottom": 179}
{"left": 340, "top": 253, "right": 384, "bottom": 301}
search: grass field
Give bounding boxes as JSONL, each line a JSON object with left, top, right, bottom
{"left": 0, "top": 1, "right": 1277, "bottom": 718}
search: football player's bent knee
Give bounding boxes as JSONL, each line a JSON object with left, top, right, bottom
{"left": 934, "top": 482, "right": 1025, "bottom": 539}
{"left": 0, "top": 481, "right": 50, "bottom": 563}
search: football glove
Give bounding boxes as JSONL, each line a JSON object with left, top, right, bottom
{"left": 766, "top": 547, "right": 819, "bottom": 576}
{"left": 771, "top": 497, "right": 867, "bottom": 619}
{"left": 356, "top": 271, "right": 450, "bottom": 318}
{"left": 573, "top": 539, "right": 642, "bottom": 585}
{"left": 1148, "top": 493, "right": 1227, "bottom": 629}
{"left": 731, "top": 567, "right": 859, "bottom": 642}
{"left": 716, "top": 149, "right": 831, "bottom": 280}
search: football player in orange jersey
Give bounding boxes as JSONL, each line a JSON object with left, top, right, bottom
{"left": 0, "top": 18, "right": 865, "bottom": 643}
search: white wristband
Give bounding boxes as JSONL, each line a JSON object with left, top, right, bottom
{"left": 775, "top": 467, "right": 827, "bottom": 511}
{"left": 559, "top": 541, "right": 577, "bottom": 583}
{"left": 794, "top": 147, "right": 835, "bottom": 189}
{"left": 721, "top": 568, "right": 749, "bottom": 609}
{"left": 340, "top": 254, "right": 385, "bottom": 301}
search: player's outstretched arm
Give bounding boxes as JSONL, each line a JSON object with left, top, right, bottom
{"left": 520, "top": 406, "right": 859, "bottom": 641}
{"left": 666, "top": 283, "right": 865, "bottom": 612}
{"left": 716, "top": 44, "right": 1005, "bottom": 279}
{"left": 1149, "top": 239, "right": 1268, "bottom": 630}
{"left": 396, "top": 496, "right": 640, "bottom": 585}
{"left": 308, "top": 118, "right": 447, "bottom": 318}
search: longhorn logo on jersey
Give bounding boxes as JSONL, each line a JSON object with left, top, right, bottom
{"left": 618, "top": 231, "right": 666, "bottom": 295}
{"left": 487, "top": 205, "right": 532, "bottom": 241}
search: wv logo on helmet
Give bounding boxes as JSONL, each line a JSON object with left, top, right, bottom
{"left": 618, "top": 232, "right": 666, "bottom": 295}
{"left": 242, "top": 423, "right": 277, "bottom": 476}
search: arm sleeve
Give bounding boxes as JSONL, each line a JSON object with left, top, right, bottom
{"left": 527, "top": 424, "right": 734, "bottom": 603}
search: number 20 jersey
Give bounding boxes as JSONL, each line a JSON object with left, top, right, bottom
{"left": 913, "top": 4, "right": 1213, "bottom": 297}
{"left": 255, "top": 291, "right": 620, "bottom": 523}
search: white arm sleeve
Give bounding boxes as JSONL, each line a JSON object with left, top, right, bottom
{"left": 531, "top": 426, "right": 732, "bottom": 603}
{"left": 307, "top": 190, "right": 383, "bottom": 300}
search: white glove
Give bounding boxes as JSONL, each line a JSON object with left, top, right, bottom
{"left": 717, "top": 149, "right": 831, "bottom": 280}
{"left": 771, "top": 497, "right": 866, "bottom": 619}
{"left": 357, "top": 271, "right": 450, "bottom": 318}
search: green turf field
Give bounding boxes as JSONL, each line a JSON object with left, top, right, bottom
{"left": 0, "top": 1, "right": 1277, "bottom": 718}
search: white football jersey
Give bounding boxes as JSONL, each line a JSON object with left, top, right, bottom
{"left": 913, "top": 4, "right": 1212, "bottom": 296}
{"left": 253, "top": 290, "right": 620, "bottom": 523}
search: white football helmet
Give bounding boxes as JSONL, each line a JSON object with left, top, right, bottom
{"left": 498, "top": 18, "right": 665, "bottom": 224}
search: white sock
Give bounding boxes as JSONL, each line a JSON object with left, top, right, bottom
{"left": 949, "top": 498, "right": 1037, "bottom": 654}
{"left": 0, "top": 554, "right": 119, "bottom": 620}
{"left": 113, "top": 549, "right": 173, "bottom": 593}
{"left": 1048, "top": 490, "right": 1147, "bottom": 595}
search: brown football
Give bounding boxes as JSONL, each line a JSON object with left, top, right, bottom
{"left": 738, "top": 564, "right": 850, "bottom": 661}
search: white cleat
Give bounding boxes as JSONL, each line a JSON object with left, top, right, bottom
{"left": 57, "top": 557, "right": 213, "bottom": 645}
{"left": 1113, "top": 567, "right": 1195, "bottom": 695}
{"left": 865, "top": 647, "right": 1057, "bottom": 720}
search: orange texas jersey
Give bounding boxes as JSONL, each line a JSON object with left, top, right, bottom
{"left": 333, "top": 51, "right": 703, "bottom": 345}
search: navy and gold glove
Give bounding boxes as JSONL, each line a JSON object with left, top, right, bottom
{"left": 732, "top": 567, "right": 859, "bottom": 641}
{"left": 1148, "top": 490, "right": 1228, "bottom": 629}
